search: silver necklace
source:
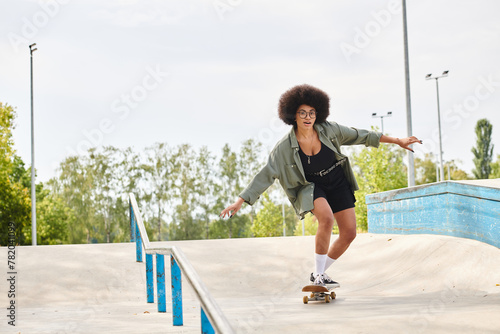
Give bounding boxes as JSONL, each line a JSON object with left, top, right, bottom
{"left": 302, "top": 134, "right": 314, "bottom": 164}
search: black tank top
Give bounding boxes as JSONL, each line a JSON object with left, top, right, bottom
{"left": 298, "top": 142, "right": 350, "bottom": 189}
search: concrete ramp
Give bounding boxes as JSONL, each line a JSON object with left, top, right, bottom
{"left": 367, "top": 179, "right": 500, "bottom": 248}
{"left": 2, "top": 234, "right": 500, "bottom": 333}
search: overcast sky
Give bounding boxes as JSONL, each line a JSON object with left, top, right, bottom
{"left": 2, "top": 0, "right": 500, "bottom": 182}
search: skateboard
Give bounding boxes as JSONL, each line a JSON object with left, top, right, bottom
{"left": 301, "top": 285, "right": 337, "bottom": 304}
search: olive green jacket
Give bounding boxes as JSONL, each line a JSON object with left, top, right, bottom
{"left": 239, "top": 121, "right": 382, "bottom": 219}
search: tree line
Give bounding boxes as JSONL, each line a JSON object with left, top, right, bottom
{"left": 1, "top": 102, "right": 497, "bottom": 245}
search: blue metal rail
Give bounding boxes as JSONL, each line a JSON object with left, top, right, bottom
{"left": 129, "top": 193, "right": 234, "bottom": 333}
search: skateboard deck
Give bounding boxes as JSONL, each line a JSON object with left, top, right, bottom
{"left": 302, "top": 284, "right": 337, "bottom": 304}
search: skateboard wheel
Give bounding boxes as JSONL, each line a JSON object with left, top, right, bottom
{"left": 325, "top": 295, "right": 330, "bottom": 303}
{"left": 331, "top": 291, "right": 336, "bottom": 299}
{"left": 310, "top": 293, "right": 315, "bottom": 298}
{"left": 303, "top": 296, "right": 309, "bottom": 304}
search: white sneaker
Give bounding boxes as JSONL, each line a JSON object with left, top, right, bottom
{"left": 321, "top": 273, "right": 340, "bottom": 288}
{"left": 312, "top": 273, "right": 325, "bottom": 286}
{"left": 310, "top": 272, "right": 340, "bottom": 288}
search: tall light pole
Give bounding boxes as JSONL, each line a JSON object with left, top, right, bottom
{"left": 426, "top": 70, "right": 449, "bottom": 182}
{"left": 435, "top": 154, "right": 440, "bottom": 182}
{"left": 29, "top": 43, "right": 37, "bottom": 246}
{"left": 372, "top": 111, "right": 392, "bottom": 134}
{"left": 402, "top": 0, "right": 415, "bottom": 187}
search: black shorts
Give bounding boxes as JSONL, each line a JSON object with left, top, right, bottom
{"left": 313, "top": 184, "right": 356, "bottom": 213}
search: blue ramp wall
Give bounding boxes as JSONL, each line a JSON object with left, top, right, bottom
{"left": 366, "top": 180, "right": 500, "bottom": 248}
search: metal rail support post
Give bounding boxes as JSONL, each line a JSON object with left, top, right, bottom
{"left": 201, "top": 307, "right": 216, "bottom": 334}
{"left": 130, "top": 205, "right": 143, "bottom": 262}
{"left": 156, "top": 254, "right": 167, "bottom": 312}
{"left": 129, "top": 201, "right": 135, "bottom": 242}
{"left": 129, "top": 193, "right": 234, "bottom": 333}
{"left": 146, "top": 253, "right": 154, "bottom": 303}
{"left": 135, "top": 220, "right": 142, "bottom": 263}
{"left": 171, "top": 255, "right": 183, "bottom": 326}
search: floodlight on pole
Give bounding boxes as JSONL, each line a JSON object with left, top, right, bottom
{"left": 426, "top": 70, "right": 449, "bottom": 183}
{"left": 29, "top": 43, "right": 37, "bottom": 246}
{"left": 372, "top": 111, "right": 392, "bottom": 134}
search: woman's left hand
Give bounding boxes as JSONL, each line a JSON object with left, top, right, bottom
{"left": 397, "top": 136, "right": 422, "bottom": 152}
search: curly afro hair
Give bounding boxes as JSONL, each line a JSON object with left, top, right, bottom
{"left": 278, "top": 84, "right": 330, "bottom": 126}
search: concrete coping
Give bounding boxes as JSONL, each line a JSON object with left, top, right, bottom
{"left": 366, "top": 179, "right": 500, "bottom": 204}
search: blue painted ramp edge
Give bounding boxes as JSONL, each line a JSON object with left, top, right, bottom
{"left": 366, "top": 181, "right": 500, "bottom": 248}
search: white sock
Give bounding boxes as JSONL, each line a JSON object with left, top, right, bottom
{"left": 315, "top": 253, "right": 327, "bottom": 275}
{"left": 324, "top": 256, "right": 336, "bottom": 271}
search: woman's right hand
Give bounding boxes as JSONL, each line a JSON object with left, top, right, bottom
{"left": 220, "top": 197, "right": 245, "bottom": 218}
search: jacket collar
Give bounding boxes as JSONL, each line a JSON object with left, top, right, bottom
{"left": 289, "top": 127, "right": 299, "bottom": 148}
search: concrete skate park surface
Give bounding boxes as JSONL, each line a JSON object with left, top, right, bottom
{"left": 3, "top": 233, "right": 500, "bottom": 333}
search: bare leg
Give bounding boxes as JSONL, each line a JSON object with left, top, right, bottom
{"left": 328, "top": 207, "right": 357, "bottom": 260}
{"left": 311, "top": 198, "right": 335, "bottom": 254}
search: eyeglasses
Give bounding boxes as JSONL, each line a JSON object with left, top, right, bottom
{"left": 296, "top": 110, "right": 316, "bottom": 119}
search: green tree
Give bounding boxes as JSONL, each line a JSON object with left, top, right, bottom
{"left": 415, "top": 153, "right": 438, "bottom": 184}
{"left": 237, "top": 139, "right": 265, "bottom": 227}
{"left": 52, "top": 155, "right": 96, "bottom": 243}
{"left": 351, "top": 143, "right": 407, "bottom": 231}
{"left": 283, "top": 199, "right": 298, "bottom": 236}
{"left": 238, "top": 139, "right": 265, "bottom": 190}
{"left": 0, "top": 103, "right": 31, "bottom": 245}
{"left": 51, "top": 147, "right": 133, "bottom": 244}
{"left": 445, "top": 160, "right": 472, "bottom": 181}
{"left": 293, "top": 213, "right": 318, "bottom": 236}
{"left": 33, "top": 188, "right": 74, "bottom": 245}
{"left": 471, "top": 118, "right": 494, "bottom": 179}
{"left": 490, "top": 155, "right": 500, "bottom": 178}
{"left": 111, "top": 146, "right": 142, "bottom": 242}
{"left": 141, "top": 143, "right": 174, "bottom": 241}
{"left": 251, "top": 192, "right": 283, "bottom": 237}
{"left": 209, "top": 214, "right": 251, "bottom": 239}
{"left": 194, "top": 146, "right": 217, "bottom": 239}
{"left": 415, "top": 153, "right": 471, "bottom": 184}
{"left": 213, "top": 143, "right": 251, "bottom": 238}
{"left": 169, "top": 144, "right": 203, "bottom": 240}
{"left": 215, "top": 144, "right": 238, "bottom": 238}
{"left": 97, "top": 146, "right": 142, "bottom": 243}
{"left": 90, "top": 148, "right": 118, "bottom": 243}
{"left": 12, "top": 158, "right": 74, "bottom": 245}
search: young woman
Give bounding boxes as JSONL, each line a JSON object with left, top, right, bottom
{"left": 220, "top": 84, "right": 421, "bottom": 286}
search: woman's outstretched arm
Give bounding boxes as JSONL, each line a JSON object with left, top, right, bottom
{"left": 220, "top": 150, "right": 280, "bottom": 219}
{"left": 380, "top": 135, "right": 422, "bottom": 153}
